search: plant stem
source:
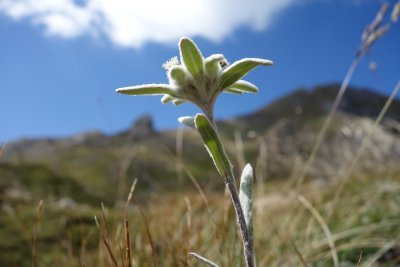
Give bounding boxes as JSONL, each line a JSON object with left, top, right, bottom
{"left": 225, "top": 176, "right": 255, "bottom": 267}
{"left": 205, "top": 113, "right": 255, "bottom": 267}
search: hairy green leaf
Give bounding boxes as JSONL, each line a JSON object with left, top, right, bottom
{"left": 161, "top": 94, "right": 173, "bottom": 104}
{"left": 227, "top": 80, "right": 259, "bottom": 93}
{"left": 204, "top": 54, "right": 224, "bottom": 77}
{"left": 179, "top": 37, "right": 204, "bottom": 79}
{"left": 172, "top": 99, "right": 187, "bottom": 106}
{"left": 116, "top": 84, "right": 175, "bottom": 96}
{"left": 219, "top": 58, "right": 273, "bottom": 90}
{"left": 239, "top": 164, "right": 254, "bottom": 233}
{"left": 178, "top": 116, "right": 196, "bottom": 128}
{"left": 195, "top": 114, "right": 233, "bottom": 178}
{"left": 223, "top": 88, "right": 243, "bottom": 94}
{"left": 168, "top": 65, "right": 187, "bottom": 85}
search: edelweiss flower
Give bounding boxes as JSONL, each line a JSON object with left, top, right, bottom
{"left": 116, "top": 37, "right": 273, "bottom": 119}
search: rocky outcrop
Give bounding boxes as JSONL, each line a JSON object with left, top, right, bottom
{"left": 127, "top": 115, "right": 155, "bottom": 140}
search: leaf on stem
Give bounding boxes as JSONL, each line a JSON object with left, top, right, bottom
{"left": 172, "top": 99, "right": 187, "bottom": 106}
{"left": 223, "top": 88, "right": 243, "bottom": 94}
{"left": 239, "top": 163, "right": 255, "bottom": 263}
{"left": 239, "top": 164, "right": 254, "bottom": 233}
{"left": 161, "top": 94, "right": 173, "bottom": 104}
{"left": 168, "top": 65, "right": 187, "bottom": 85}
{"left": 194, "top": 114, "right": 233, "bottom": 178}
{"left": 205, "top": 54, "right": 225, "bottom": 78}
{"left": 178, "top": 116, "right": 195, "bottom": 129}
{"left": 226, "top": 80, "right": 259, "bottom": 93}
{"left": 116, "top": 84, "right": 176, "bottom": 96}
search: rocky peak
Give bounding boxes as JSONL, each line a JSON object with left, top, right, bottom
{"left": 128, "top": 115, "right": 156, "bottom": 140}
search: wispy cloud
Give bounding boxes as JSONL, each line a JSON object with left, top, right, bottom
{"left": 0, "top": 0, "right": 294, "bottom": 47}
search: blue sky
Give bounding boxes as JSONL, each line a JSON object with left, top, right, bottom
{"left": 0, "top": 0, "right": 399, "bottom": 143}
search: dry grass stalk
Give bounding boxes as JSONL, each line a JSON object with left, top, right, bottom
{"left": 392, "top": 1, "right": 400, "bottom": 22}
{"left": 162, "top": 146, "right": 211, "bottom": 208}
{"left": 264, "top": 213, "right": 308, "bottom": 266}
{"left": 298, "top": 196, "right": 339, "bottom": 267}
{"left": 296, "top": 3, "right": 392, "bottom": 188}
{"left": 306, "top": 219, "right": 400, "bottom": 251}
{"left": 181, "top": 161, "right": 210, "bottom": 208}
{"left": 133, "top": 194, "right": 157, "bottom": 266}
{"left": 162, "top": 147, "right": 226, "bottom": 262}
{"left": 101, "top": 203, "right": 111, "bottom": 238}
{"left": 117, "top": 240, "right": 125, "bottom": 267}
{"left": 289, "top": 239, "right": 309, "bottom": 267}
{"left": 31, "top": 200, "right": 44, "bottom": 267}
{"left": 357, "top": 251, "right": 363, "bottom": 267}
{"left": 295, "top": 57, "right": 360, "bottom": 188}
{"left": 181, "top": 162, "right": 225, "bottom": 260}
{"left": 189, "top": 252, "right": 219, "bottom": 267}
{"left": 329, "top": 80, "right": 400, "bottom": 217}
{"left": 94, "top": 212, "right": 119, "bottom": 267}
{"left": 183, "top": 197, "right": 192, "bottom": 264}
{"left": 359, "top": 3, "right": 390, "bottom": 56}
{"left": 123, "top": 219, "right": 130, "bottom": 267}
{"left": 124, "top": 179, "right": 138, "bottom": 267}
{"left": 361, "top": 241, "right": 396, "bottom": 267}
{"left": 116, "top": 144, "right": 139, "bottom": 206}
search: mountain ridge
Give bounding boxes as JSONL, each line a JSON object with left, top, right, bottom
{"left": 221, "top": 83, "right": 400, "bottom": 133}
{"left": 1, "top": 83, "right": 399, "bottom": 203}
{"left": 4, "top": 83, "right": 400, "bottom": 150}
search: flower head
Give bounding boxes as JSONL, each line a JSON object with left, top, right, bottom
{"left": 116, "top": 37, "right": 273, "bottom": 118}
{"left": 162, "top": 56, "right": 180, "bottom": 71}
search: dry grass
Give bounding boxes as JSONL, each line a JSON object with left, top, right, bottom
{"left": 2, "top": 162, "right": 399, "bottom": 266}
{"left": 87, "top": 171, "right": 399, "bottom": 267}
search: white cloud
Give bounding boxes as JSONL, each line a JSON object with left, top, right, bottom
{"left": 0, "top": 0, "right": 294, "bottom": 47}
